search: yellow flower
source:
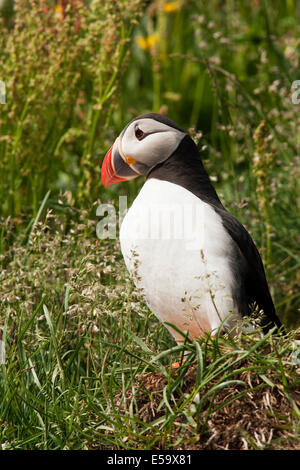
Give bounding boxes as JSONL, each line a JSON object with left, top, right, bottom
{"left": 54, "top": 4, "right": 62, "bottom": 14}
{"left": 135, "top": 33, "right": 159, "bottom": 51}
{"left": 54, "top": 4, "right": 63, "bottom": 19}
{"left": 163, "top": 1, "right": 182, "bottom": 13}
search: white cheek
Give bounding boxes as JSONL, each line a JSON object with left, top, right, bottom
{"left": 123, "top": 131, "right": 184, "bottom": 168}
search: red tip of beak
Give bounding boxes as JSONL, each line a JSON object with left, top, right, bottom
{"left": 101, "top": 146, "right": 127, "bottom": 187}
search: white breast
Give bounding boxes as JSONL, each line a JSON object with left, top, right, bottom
{"left": 120, "top": 179, "right": 241, "bottom": 342}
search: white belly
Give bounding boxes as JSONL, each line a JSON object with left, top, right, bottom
{"left": 120, "top": 179, "right": 240, "bottom": 342}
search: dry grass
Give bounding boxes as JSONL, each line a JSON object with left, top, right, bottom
{"left": 110, "top": 330, "right": 300, "bottom": 450}
{"left": 116, "top": 360, "right": 300, "bottom": 450}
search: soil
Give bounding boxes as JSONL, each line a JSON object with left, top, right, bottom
{"left": 114, "top": 362, "right": 300, "bottom": 450}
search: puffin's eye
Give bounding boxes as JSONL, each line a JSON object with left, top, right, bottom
{"left": 135, "top": 128, "right": 145, "bottom": 140}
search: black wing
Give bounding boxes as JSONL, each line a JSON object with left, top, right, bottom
{"left": 214, "top": 207, "right": 282, "bottom": 332}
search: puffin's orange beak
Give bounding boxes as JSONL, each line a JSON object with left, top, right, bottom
{"left": 101, "top": 144, "right": 139, "bottom": 187}
{"left": 101, "top": 146, "right": 127, "bottom": 187}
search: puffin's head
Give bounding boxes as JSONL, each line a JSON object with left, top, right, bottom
{"left": 101, "top": 113, "right": 187, "bottom": 187}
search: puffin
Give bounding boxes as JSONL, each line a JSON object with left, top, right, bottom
{"left": 101, "top": 113, "right": 282, "bottom": 344}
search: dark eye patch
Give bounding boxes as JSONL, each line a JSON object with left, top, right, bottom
{"left": 135, "top": 128, "right": 145, "bottom": 140}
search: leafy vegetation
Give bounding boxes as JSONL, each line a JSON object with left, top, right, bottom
{"left": 0, "top": 0, "right": 299, "bottom": 450}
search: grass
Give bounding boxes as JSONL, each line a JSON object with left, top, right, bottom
{"left": 0, "top": 211, "right": 299, "bottom": 450}
{"left": 0, "top": 0, "right": 300, "bottom": 450}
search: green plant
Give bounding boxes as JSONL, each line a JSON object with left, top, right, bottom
{"left": 0, "top": 0, "right": 143, "bottom": 219}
